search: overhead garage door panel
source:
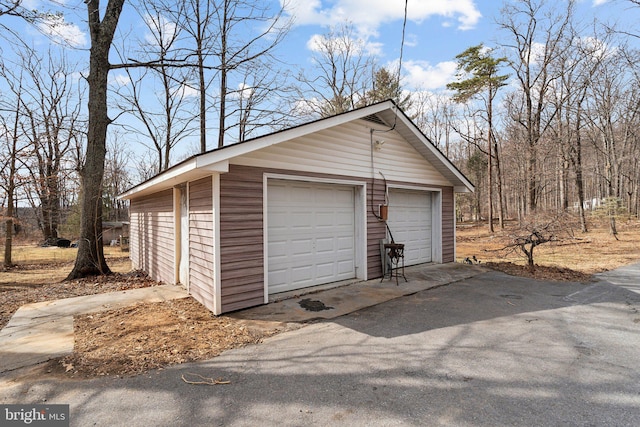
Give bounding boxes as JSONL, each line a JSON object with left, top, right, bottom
{"left": 387, "top": 189, "right": 432, "bottom": 265}
{"left": 268, "top": 180, "right": 356, "bottom": 294}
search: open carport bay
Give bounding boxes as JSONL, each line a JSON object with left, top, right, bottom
{"left": 2, "top": 269, "right": 640, "bottom": 426}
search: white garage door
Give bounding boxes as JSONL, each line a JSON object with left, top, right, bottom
{"left": 387, "top": 189, "right": 432, "bottom": 265}
{"left": 267, "top": 180, "right": 356, "bottom": 294}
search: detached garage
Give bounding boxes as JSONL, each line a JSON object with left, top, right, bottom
{"left": 119, "top": 100, "right": 474, "bottom": 314}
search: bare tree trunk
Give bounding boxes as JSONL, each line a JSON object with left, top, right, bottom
{"left": 488, "top": 127, "right": 494, "bottom": 232}
{"left": 67, "top": 0, "right": 124, "bottom": 279}
{"left": 3, "top": 209, "right": 13, "bottom": 267}
{"left": 527, "top": 142, "right": 537, "bottom": 213}
{"left": 494, "top": 136, "right": 505, "bottom": 228}
{"left": 571, "top": 126, "right": 588, "bottom": 232}
{"left": 195, "top": 0, "right": 207, "bottom": 153}
{"left": 3, "top": 102, "right": 20, "bottom": 267}
{"left": 198, "top": 44, "right": 206, "bottom": 152}
{"left": 217, "top": 1, "right": 228, "bottom": 149}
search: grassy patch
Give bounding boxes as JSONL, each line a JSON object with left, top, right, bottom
{"left": 0, "top": 245, "right": 131, "bottom": 286}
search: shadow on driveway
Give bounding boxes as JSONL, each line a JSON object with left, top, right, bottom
{"left": 332, "top": 270, "right": 640, "bottom": 338}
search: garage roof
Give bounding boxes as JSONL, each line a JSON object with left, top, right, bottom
{"left": 119, "top": 100, "right": 474, "bottom": 199}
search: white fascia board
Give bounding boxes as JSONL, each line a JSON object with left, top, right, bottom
{"left": 454, "top": 186, "right": 473, "bottom": 193}
{"left": 119, "top": 160, "right": 229, "bottom": 201}
{"left": 196, "top": 158, "right": 229, "bottom": 173}
{"left": 118, "top": 158, "right": 198, "bottom": 199}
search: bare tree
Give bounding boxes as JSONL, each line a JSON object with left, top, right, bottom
{"left": 67, "top": 0, "right": 125, "bottom": 279}
{"left": 148, "top": 0, "right": 290, "bottom": 150}
{"left": 0, "top": 0, "right": 49, "bottom": 27}
{"left": 103, "top": 133, "right": 133, "bottom": 222}
{"left": 14, "top": 49, "right": 83, "bottom": 242}
{"left": 413, "top": 92, "right": 456, "bottom": 156}
{"left": 115, "top": 6, "right": 197, "bottom": 172}
{"left": 210, "top": 0, "right": 289, "bottom": 148}
{"left": 229, "top": 59, "right": 293, "bottom": 142}
{"left": 546, "top": 25, "right": 610, "bottom": 232}
{"left": 499, "top": 0, "right": 574, "bottom": 213}
{"left": 503, "top": 217, "right": 562, "bottom": 270}
{"left": 0, "top": 70, "right": 26, "bottom": 267}
{"left": 133, "top": 150, "right": 161, "bottom": 183}
{"left": 582, "top": 36, "right": 640, "bottom": 237}
{"left": 294, "top": 22, "right": 374, "bottom": 118}
{"left": 177, "top": 0, "right": 216, "bottom": 153}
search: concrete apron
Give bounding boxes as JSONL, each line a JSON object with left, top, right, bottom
{"left": 232, "top": 263, "right": 486, "bottom": 323}
{"left": 0, "top": 285, "right": 189, "bottom": 373}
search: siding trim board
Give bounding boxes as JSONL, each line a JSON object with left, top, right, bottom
{"left": 212, "top": 174, "right": 222, "bottom": 315}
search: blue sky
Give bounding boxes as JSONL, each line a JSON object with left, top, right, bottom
{"left": 10, "top": 0, "right": 637, "bottom": 94}
{"left": 273, "top": 0, "right": 639, "bottom": 92}
{"left": 3, "top": 0, "right": 639, "bottom": 165}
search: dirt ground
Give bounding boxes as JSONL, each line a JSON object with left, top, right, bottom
{"left": 1, "top": 258, "right": 285, "bottom": 379}
{"left": 57, "top": 298, "right": 286, "bottom": 378}
{"left": 456, "top": 218, "right": 640, "bottom": 275}
{"left": 3, "top": 220, "right": 640, "bottom": 379}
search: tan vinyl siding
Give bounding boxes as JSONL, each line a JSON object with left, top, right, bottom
{"left": 219, "top": 165, "right": 265, "bottom": 312}
{"left": 441, "top": 186, "right": 455, "bottom": 263}
{"left": 233, "top": 120, "right": 451, "bottom": 186}
{"left": 188, "top": 177, "right": 215, "bottom": 312}
{"left": 129, "top": 189, "right": 175, "bottom": 284}
{"left": 213, "top": 164, "right": 456, "bottom": 312}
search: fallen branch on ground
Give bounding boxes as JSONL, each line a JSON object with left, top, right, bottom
{"left": 181, "top": 372, "right": 231, "bottom": 385}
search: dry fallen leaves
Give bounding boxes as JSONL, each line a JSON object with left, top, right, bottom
{"left": 57, "top": 297, "right": 282, "bottom": 378}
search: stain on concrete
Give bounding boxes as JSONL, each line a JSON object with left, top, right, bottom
{"left": 299, "top": 299, "right": 334, "bottom": 312}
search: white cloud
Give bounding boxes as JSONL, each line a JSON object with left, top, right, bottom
{"left": 577, "top": 36, "right": 617, "bottom": 61}
{"left": 403, "top": 60, "right": 458, "bottom": 91}
{"left": 283, "top": 0, "right": 482, "bottom": 33}
{"left": 37, "top": 15, "right": 87, "bottom": 48}
{"left": 179, "top": 84, "right": 199, "bottom": 98}
{"left": 144, "top": 14, "right": 178, "bottom": 48}
{"left": 404, "top": 33, "right": 418, "bottom": 47}
{"left": 307, "top": 31, "right": 383, "bottom": 57}
{"left": 109, "top": 74, "right": 131, "bottom": 87}
{"left": 592, "top": 0, "right": 609, "bottom": 6}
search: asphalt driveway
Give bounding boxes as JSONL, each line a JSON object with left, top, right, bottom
{"left": 1, "top": 266, "right": 639, "bottom": 426}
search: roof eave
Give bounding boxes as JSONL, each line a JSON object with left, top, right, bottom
{"left": 118, "top": 159, "right": 229, "bottom": 200}
{"left": 118, "top": 100, "right": 474, "bottom": 199}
